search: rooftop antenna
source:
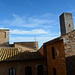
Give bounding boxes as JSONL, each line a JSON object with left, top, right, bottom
{"left": 34, "top": 35, "right": 36, "bottom": 42}
{"left": 34, "top": 35, "right": 37, "bottom": 50}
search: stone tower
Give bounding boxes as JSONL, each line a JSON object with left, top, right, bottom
{"left": 0, "top": 29, "right": 9, "bottom": 47}
{"left": 59, "top": 13, "right": 74, "bottom": 35}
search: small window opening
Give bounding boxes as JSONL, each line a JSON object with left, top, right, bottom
{"left": 53, "top": 68, "right": 56, "bottom": 75}
{"left": 5, "top": 32, "right": 6, "bottom": 38}
{"left": 25, "top": 66, "right": 32, "bottom": 75}
{"left": 37, "top": 65, "right": 43, "bottom": 75}
{"left": 52, "top": 47, "right": 55, "bottom": 59}
{"left": 34, "top": 47, "right": 36, "bottom": 49}
{"left": 69, "top": 24, "right": 71, "bottom": 27}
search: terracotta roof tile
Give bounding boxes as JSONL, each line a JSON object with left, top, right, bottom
{"left": 0, "top": 47, "right": 43, "bottom": 61}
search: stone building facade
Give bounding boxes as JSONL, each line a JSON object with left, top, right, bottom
{"left": 0, "top": 12, "right": 75, "bottom": 75}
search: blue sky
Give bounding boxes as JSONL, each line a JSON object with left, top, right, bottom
{"left": 0, "top": 0, "right": 75, "bottom": 48}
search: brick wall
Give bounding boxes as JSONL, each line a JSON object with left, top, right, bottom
{"left": 38, "top": 45, "right": 44, "bottom": 56}
{"left": 0, "top": 60, "right": 47, "bottom": 75}
{"left": 45, "top": 40, "right": 66, "bottom": 75}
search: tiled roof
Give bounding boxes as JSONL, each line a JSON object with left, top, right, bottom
{"left": 0, "top": 47, "right": 43, "bottom": 61}
{"left": 8, "top": 52, "right": 43, "bottom": 61}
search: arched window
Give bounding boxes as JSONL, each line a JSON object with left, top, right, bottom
{"left": 37, "top": 65, "right": 43, "bottom": 75}
{"left": 9, "top": 67, "right": 16, "bottom": 75}
{"left": 52, "top": 47, "right": 55, "bottom": 59}
{"left": 25, "top": 66, "right": 32, "bottom": 75}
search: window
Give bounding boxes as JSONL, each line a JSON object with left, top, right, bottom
{"left": 53, "top": 68, "right": 56, "bottom": 75}
{"left": 69, "top": 24, "right": 71, "bottom": 27}
{"left": 9, "top": 68, "right": 16, "bottom": 75}
{"left": 5, "top": 32, "right": 6, "bottom": 38}
{"left": 25, "top": 66, "right": 32, "bottom": 75}
{"left": 37, "top": 65, "right": 43, "bottom": 75}
{"left": 34, "top": 47, "right": 36, "bottom": 49}
{"left": 52, "top": 47, "right": 55, "bottom": 59}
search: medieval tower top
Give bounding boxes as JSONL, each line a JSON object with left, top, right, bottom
{"left": 0, "top": 29, "right": 9, "bottom": 47}
{"left": 59, "top": 13, "right": 74, "bottom": 35}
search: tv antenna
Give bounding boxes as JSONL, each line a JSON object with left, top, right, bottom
{"left": 34, "top": 35, "right": 36, "bottom": 42}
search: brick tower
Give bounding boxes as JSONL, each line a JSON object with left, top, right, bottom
{"left": 59, "top": 13, "right": 74, "bottom": 35}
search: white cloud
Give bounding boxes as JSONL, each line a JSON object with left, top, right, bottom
{"left": 0, "top": 27, "right": 9, "bottom": 29}
{"left": 0, "top": 13, "right": 60, "bottom": 48}
{"left": 0, "top": 13, "right": 57, "bottom": 28}
{"left": 10, "top": 29, "right": 49, "bottom": 34}
{"left": 10, "top": 36, "right": 57, "bottom": 48}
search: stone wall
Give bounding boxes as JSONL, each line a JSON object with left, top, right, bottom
{"left": 14, "top": 42, "right": 38, "bottom": 52}
{"left": 0, "top": 31, "right": 6, "bottom": 46}
{"left": 60, "top": 31, "right": 75, "bottom": 75}
{"left": 5, "top": 30, "right": 9, "bottom": 46}
{"left": 66, "top": 55, "right": 75, "bottom": 75}
{"left": 60, "top": 13, "right": 74, "bottom": 36}
{"left": 0, "top": 29, "right": 9, "bottom": 47}
{"left": 61, "top": 31, "right": 75, "bottom": 57}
